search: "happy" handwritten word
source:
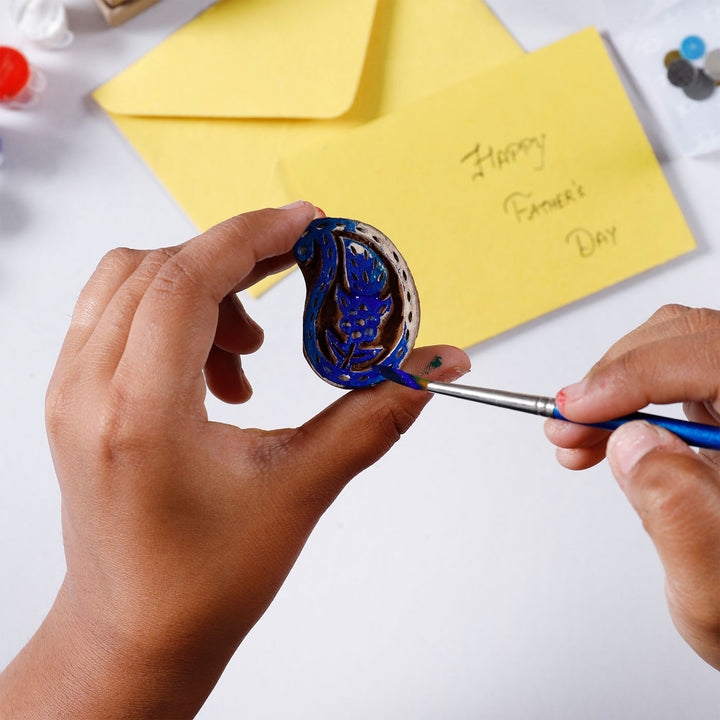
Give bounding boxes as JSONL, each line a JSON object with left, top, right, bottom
{"left": 461, "top": 134, "right": 547, "bottom": 180}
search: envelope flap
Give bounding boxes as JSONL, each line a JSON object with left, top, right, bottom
{"left": 94, "top": 0, "right": 378, "bottom": 119}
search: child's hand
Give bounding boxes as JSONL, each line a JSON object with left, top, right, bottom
{"left": 545, "top": 305, "right": 720, "bottom": 670}
{"left": 0, "top": 203, "right": 470, "bottom": 719}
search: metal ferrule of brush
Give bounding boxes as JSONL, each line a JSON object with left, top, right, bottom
{"left": 424, "top": 381, "right": 557, "bottom": 417}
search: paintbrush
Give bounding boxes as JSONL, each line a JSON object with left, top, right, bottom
{"left": 375, "top": 365, "right": 720, "bottom": 450}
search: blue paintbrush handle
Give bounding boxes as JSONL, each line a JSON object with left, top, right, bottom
{"left": 375, "top": 365, "right": 720, "bottom": 451}
{"left": 553, "top": 408, "right": 720, "bottom": 450}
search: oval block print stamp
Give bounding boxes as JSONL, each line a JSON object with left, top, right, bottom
{"left": 294, "top": 218, "right": 420, "bottom": 388}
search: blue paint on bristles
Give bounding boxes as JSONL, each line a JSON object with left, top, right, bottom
{"left": 375, "top": 364, "right": 428, "bottom": 390}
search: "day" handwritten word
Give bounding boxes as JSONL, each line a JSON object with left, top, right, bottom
{"left": 502, "top": 181, "right": 586, "bottom": 224}
{"left": 565, "top": 226, "right": 618, "bottom": 258}
{"left": 461, "top": 134, "right": 547, "bottom": 180}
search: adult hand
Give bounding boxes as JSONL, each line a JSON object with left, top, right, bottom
{"left": 0, "top": 203, "right": 470, "bottom": 719}
{"left": 545, "top": 304, "right": 720, "bottom": 670}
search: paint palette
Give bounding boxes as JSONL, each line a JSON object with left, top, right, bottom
{"left": 607, "top": 0, "right": 720, "bottom": 156}
{"left": 294, "top": 218, "right": 420, "bottom": 388}
{"left": 664, "top": 35, "right": 719, "bottom": 101}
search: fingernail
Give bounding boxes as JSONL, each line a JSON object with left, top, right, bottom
{"left": 237, "top": 303, "right": 263, "bottom": 336}
{"left": 607, "top": 421, "right": 663, "bottom": 479}
{"left": 556, "top": 380, "right": 586, "bottom": 409}
{"left": 245, "top": 314, "right": 264, "bottom": 335}
{"left": 315, "top": 206, "right": 327, "bottom": 218}
{"left": 438, "top": 366, "right": 470, "bottom": 382}
{"left": 242, "top": 317, "right": 264, "bottom": 351}
{"left": 278, "top": 200, "right": 307, "bottom": 209}
{"left": 240, "top": 368, "right": 253, "bottom": 392}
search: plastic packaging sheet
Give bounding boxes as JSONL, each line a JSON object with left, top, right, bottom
{"left": 605, "top": 0, "right": 720, "bottom": 156}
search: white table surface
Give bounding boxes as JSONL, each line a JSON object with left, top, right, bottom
{"left": 2, "top": 1, "right": 720, "bottom": 718}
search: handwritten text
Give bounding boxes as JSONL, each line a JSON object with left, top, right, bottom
{"left": 565, "top": 226, "right": 618, "bottom": 258}
{"left": 502, "top": 181, "right": 586, "bottom": 224}
{"left": 461, "top": 135, "right": 546, "bottom": 180}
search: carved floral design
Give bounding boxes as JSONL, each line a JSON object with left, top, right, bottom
{"left": 294, "top": 218, "right": 420, "bottom": 388}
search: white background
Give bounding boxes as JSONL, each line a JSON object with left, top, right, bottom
{"left": 2, "top": 1, "right": 720, "bottom": 717}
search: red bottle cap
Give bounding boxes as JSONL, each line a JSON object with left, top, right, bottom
{"left": 0, "top": 47, "right": 30, "bottom": 102}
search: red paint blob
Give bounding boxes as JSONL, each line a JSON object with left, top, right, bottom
{"left": 0, "top": 47, "right": 30, "bottom": 102}
{"left": 555, "top": 390, "right": 567, "bottom": 410}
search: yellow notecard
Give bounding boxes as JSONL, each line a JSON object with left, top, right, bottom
{"left": 282, "top": 28, "right": 696, "bottom": 348}
{"left": 92, "top": 0, "right": 523, "bottom": 295}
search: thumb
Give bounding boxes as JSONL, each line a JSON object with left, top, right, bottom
{"left": 285, "top": 345, "right": 470, "bottom": 510}
{"left": 607, "top": 421, "right": 720, "bottom": 665}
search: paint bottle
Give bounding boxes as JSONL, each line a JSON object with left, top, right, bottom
{"left": 0, "top": 47, "right": 47, "bottom": 109}
{"left": 10, "top": 0, "right": 73, "bottom": 50}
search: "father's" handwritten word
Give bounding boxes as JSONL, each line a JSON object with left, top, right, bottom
{"left": 502, "top": 180, "right": 586, "bottom": 223}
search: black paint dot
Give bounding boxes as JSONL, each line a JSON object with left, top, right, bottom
{"left": 667, "top": 58, "right": 696, "bottom": 87}
{"left": 683, "top": 69, "right": 715, "bottom": 100}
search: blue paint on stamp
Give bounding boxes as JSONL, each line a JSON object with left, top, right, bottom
{"left": 294, "top": 218, "right": 420, "bottom": 388}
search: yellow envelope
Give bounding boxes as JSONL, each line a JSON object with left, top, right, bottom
{"left": 282, "top": 28, "right": 696, "bottom": 348}
{"left": 92, "top": 0, "right": 523, "bottom": 293}
{"left": 95, "top": 0, "right": 378, "bottom": 120}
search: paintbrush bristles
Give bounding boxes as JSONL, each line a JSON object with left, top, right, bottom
{"left": 375, "top": 364, "right": 428, "bottom": 390}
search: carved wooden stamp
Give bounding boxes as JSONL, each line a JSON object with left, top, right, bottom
{"left": 294, "top": 218, "right": 420, "bottom": 388}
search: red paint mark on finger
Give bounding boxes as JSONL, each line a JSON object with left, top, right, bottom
{"left": 555, "top": 390, "right": 567, "bottom": 410}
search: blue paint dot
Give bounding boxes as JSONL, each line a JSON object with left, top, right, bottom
{"left": 680, "top": 35, "right": 705, "bottom": 61}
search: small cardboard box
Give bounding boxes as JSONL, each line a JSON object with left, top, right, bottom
{"left": 93, "top": 0, "right": 163, "bottom": 27}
